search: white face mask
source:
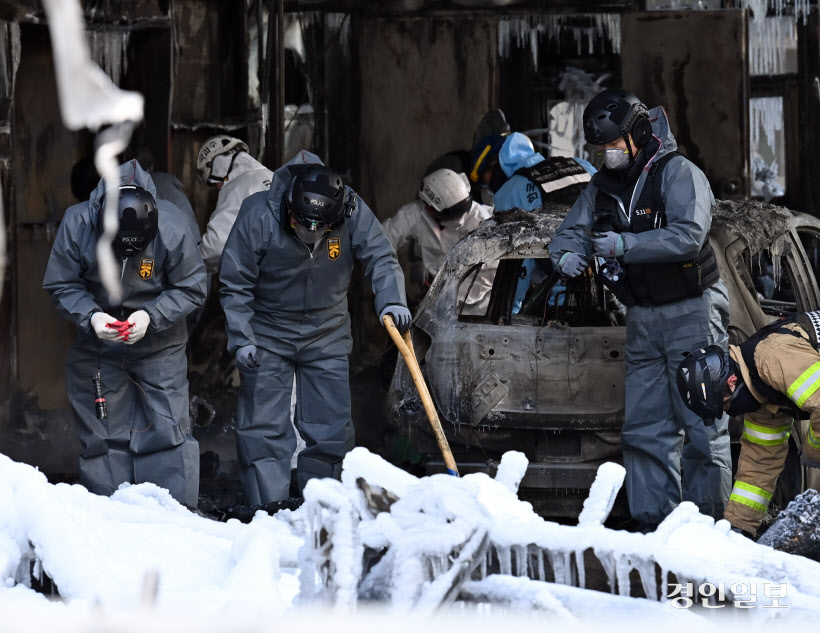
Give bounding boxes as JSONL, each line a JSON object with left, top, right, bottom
{"left": 602, "top": 148, "right": 631, "bottom": 172}
{"left": 210, "top": 153, "right": 235, "bottom": 182}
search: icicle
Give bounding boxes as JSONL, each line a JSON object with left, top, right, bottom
{"left": 615, "top": 554, "right": 633, "bottom": 596}
{"left": 636, "top": 558, "right": 658, "bottom": 601}
{"left": 796, "top": 0, "right": 810, "bottom": 25}
{"left": 86, "top": 29, "right": 129, "bottom": 86}
{"left": 536, "top": 548, "right": 545, "bottom": 581}
{"left": 9, "top": 22, "right": 20, "bottom": 93}
{"left": 497, "top": 14, "right": 621, "bottom": 69}
{"left": 597, "top": 550, "right": 617, "bottom": 593}
{"left": 564, "top": 551, "right": 574, "bottom": 586}
{"left": 513, "top": 545, "right": 526, "bottom": 577}
{"left": 496, "top": 545, "right": 511, "bottom": 576}
{"left": 527, "top": 546, "right": 539, "bottom": 580}
{"left": 750, "top": 96, "right": 783, "bottom": 153}
{"left": 548, "top": 550, "right": 564, "bottom": 585}
{"left": 574, "top": 549, "right": 586, "bottom": 589}
{"left": 741, "top": 0, "right": 804, "bottom": 75}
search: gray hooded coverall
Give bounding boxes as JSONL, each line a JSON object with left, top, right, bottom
{"left": 43, "top": 160, "right": 207, "bottom": 507}
{"left": 549, "top": 108, "right": 732, "bottom": 525}
{"left": 219, "top": 151, "right": 407, "bottom": 505}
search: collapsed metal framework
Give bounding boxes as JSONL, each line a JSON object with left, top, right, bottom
{"left": 299, "top": 448, "right": 820, "bottom": 614}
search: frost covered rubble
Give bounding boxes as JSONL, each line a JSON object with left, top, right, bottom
{"left": 0, "top": 449, "right": 819, "bottom": 629}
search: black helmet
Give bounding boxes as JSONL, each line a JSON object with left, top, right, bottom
{"left": 676, "top": 345, "right": 731, "bottom": 424}
{"left": 583, "top": 88, "right": 650, "bottom": 146}
{"left": 287, "top": 165, "right": 346, "bottom": 231}
{"left": 103, "top": 185, "right": 158, "bottom": 258}
{"left": 472, "top": 109, "right": 511, "bottom": 149}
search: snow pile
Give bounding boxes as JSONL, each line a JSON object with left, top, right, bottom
{"left": 0, "top": 453, "right": 300, "bottom": 615}
{"left": 2, "top": 447, "right": 820, "bottom": 623}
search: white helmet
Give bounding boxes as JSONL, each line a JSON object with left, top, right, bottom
{"left": 418, "top": 168, "right": 472, "bottom": 220}
{"left": 196, "top": 135, "right": 249, "bottom": 184}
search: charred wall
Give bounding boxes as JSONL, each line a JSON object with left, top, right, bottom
{"left": 168, "top": 0, "right": 250, "bottom": 233}
{"left": 621, "top": 10, "right": 749, "bottom": 200}
{"left": 355, "top": 16, "right": 497, "bottom": 219}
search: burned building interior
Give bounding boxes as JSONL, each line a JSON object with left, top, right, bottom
{"left": 1, "top": 0, "right": 819, "bottom": 514}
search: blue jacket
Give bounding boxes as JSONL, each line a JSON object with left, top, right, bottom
{"left": 43, "top": 160, "right": 207, "bottom": 352}
{"left": 494, "top": 132, "right": 595, "bottom": 212}
{"left": 219, "top": 151, "right": 406, "bottom": 355}
{"left": 549, "top": 107, "right": 715, "bottom": 269}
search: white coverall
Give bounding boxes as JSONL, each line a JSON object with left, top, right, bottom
{"left": 200, "top": 152, "right": 273, "bottom": 274}
{"left": 382, "top": 198, "right": 494, "bottom": 314}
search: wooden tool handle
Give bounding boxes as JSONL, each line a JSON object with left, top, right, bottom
{"left": 383, "top": 315, "right": 459, "bottom": 476}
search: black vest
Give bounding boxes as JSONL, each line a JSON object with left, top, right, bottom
{"left": 738, "top": 317, "right": 807, "bottom": 415}
{"left": 514, "top": 157, "right": 592, "bottom": 207}
{"left": 593, "top": 152, "right": 720, "bottom": 307}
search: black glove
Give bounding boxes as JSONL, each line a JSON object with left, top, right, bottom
{"left": 380, "top": 305, "right": 412, "bottom": 333}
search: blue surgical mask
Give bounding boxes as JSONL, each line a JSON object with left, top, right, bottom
{"left": 602, "top": 148, "right": 631, "bottom": 172}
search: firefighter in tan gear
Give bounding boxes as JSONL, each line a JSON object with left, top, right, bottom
{"left": 676, "top": 313, "right": 820, "bottom": 537}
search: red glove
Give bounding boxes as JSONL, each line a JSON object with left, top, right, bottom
{"left": 106, "top": 320, "right": 133, "bottom": 341}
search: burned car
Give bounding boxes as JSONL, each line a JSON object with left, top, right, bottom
{"left": 387, "top": 200, "right": 820, "bottom": 518}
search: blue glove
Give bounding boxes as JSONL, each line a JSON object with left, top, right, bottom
{"left": 559, "top": 253, "right": 589, "bottom": 278}
{"left": 380, "top": 305, "right": 412, "bottom": 333}
{"left": 591, "top": 231, "right": 624, "bottom": 258}
{"left": 235, "top": 344, "right": 260, "bottom": 371}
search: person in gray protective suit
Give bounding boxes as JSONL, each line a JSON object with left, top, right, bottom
{"left": 548, "top": 89, "right": 731, "bottom": 531}
{"left": 219, "top": 150, "right": 409, "bottom": 505}
{"left": 43, "top": 160, "right": 207, "bottom": 507}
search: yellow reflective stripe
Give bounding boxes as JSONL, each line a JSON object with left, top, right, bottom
{"left": 808, "top": 425, "right": 820, "bottom": 449}
{"left": 730, "top": 481, "right": 772, "bottom": 514}
{"left": 743, "top": 431, "right": 790, "bottom": 446}
{"left": 742, "top": 419, "right": 790, "bottom": 445}
{"left": 787, "top": 362, "right": 820, "bottom": 408}
{"left": 734, "top": 480, "right": 773, "bottom": 500}
{"left": 730, "top": 492, "right": 769, "bottom": 514}
{"left": 744, "top": 420, "right": 792, "bottom": 435}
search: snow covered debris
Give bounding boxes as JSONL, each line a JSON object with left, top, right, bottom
{"left": 302, "top": 449, "right": 820, "bottom": 617}
{"left": 3, "top": 448, "right": 820, "bottom": 622}
{"left": 758, "top": 489, "right": 820, "bottom": 561}
{"left": 493, "top": 451, "right": 528, "bottom": 493}
{"left": 578, "top": 462, "right": 625, "bottom": 527}
{"left": 0, "top": 453, "right": 300, "bottom": 615}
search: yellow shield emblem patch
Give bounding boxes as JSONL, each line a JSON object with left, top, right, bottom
{"left": 138, "top": 258, "right": 154, "bottom": 280}
{"left": 327, "top": 238, "right": 341, "bottom": 261}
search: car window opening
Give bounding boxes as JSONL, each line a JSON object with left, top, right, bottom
{"left": 744, "top": 248, "right": 797, "bottom": 316}
{"left": 460, "top": 257, "right": 626, "bottom": 327}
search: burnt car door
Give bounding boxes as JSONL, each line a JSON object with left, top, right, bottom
{"left": 445, "top": 250, "right": 625, "bottom": 430}
{"left": 516, "top": 258, "right": 626, "bottom": 428}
